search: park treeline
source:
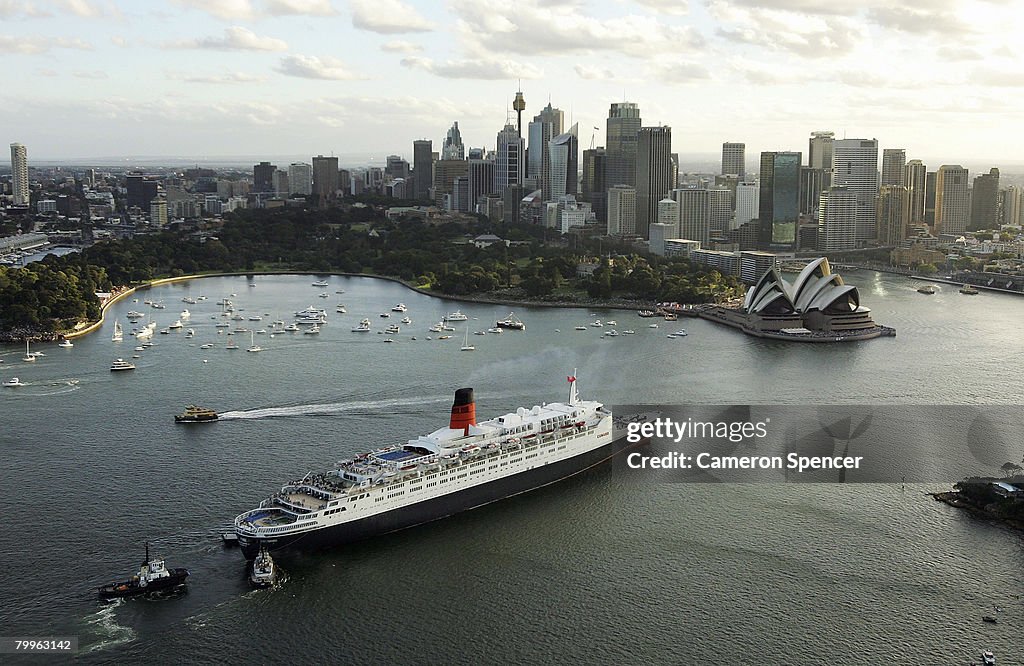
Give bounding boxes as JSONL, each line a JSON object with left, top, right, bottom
{"left": 0, "top": 205, "right": 742, "bottom": 334}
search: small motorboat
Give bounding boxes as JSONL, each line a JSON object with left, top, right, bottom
{"left": 2, "top": 377, "right": 25, "bottom": 387}
{"left": 58, "top": 339, "right": 74, "bottom": 348}
{"left": 110, "top": 358, "right": 136, "bottom": 372}
{"left": 97, "top": 544, "right": 189, "bottom": 599}
{"left": 250, "top": 547, "right": 276, "bottom": 588}
{"left": 982, "top": 650, "right": 996, "bottom": 665}
{"left": 982, "top": 615, "right": 998, "bottom": 624}
{"left": 917, "top": 285, "right": 936, "bottom": 294}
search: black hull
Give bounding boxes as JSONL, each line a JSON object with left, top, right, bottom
{"left": 97, "top": 569, "right": 189, "bottom": 599}
{"left": 239, "top": 433, "right": 634, "bottom": 560}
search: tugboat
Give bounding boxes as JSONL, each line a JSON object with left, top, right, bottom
{"left": 175, "top": 405, "right": 219, "bottom": 423}
{"left": 249, "top": 546, "right": 276, "bottom": 588}
{"left": 97, "top": 544, "right": 189, "bottom": 599}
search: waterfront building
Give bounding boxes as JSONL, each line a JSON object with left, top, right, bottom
{"left": 288, "top": 162, "right": 312, "bottom": 196}
{"left": 636, "top": 126, "right": 673, "bottom": 239}
{"left": 722, "top": 142, "right": 745, "bottom": 178}
{"left": 969, "top": 168, "right": 1000, "bottom": 230}
{"left": 881, "top": 149, "right": 906, "bottom": 186}
{"left": 607, "top": 185, "right": 636, "bottom": 236}
{"left": 312, "top": 155, "right": 340, "bottom": 202}
{"left": 442, "top": 122, "right": 465, "bottom": 161}
{"left": 904, "top": 159, "right": 927, "bottom": 224}
{"left": 934, "top": 165, "right": 970, "bottom": 236}
{"left": 758, "top": 151, "right": 801, "bottom": 249}
{"left": 10, "top": 142, "right": 28, "bottom": 206}
{"left": 817, "top": 187, "right": 858, "bottom": 252}
{"left": 412, "top": 139, "right": 433, "bottom": 201}
{"left": 832, "top": 138, "right": 879, "bottom": 243}
{"left": 253, "top": 161, "right": 276, "bottom": 193}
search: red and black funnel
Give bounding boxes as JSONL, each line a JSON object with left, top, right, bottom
{"left": 449, "top": 388, "right": 476, "bottom": 434}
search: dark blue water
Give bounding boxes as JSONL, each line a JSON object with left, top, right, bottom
{"left": 0, "top": 273, "right": 1020, "bottom": 664}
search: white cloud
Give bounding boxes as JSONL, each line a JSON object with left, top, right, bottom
{"left": 168, "top": 26, "right": 288, "bottom": 51}
{"left": 400, "top": 56, "right": 542, "bottom": 80}
{"left": 709, "top": 1, "right": 864, "bottom": 58}
{"left": 59, "top": 0, "right": 102, "bottom": 17}
{"left": 573, "top": 63, "right": 618, "bottom": 81}
{"left": 0, "top": 1, "right": 53, "bottom": 18}
{"left": 449, "top": 0, "right": 703, "bottom": 58}
{"left": 349, "top": 0, "right": 434, "bottom": 34}
{"left": 73, "top": 69, "right": 108, "bottom": 79}
{"left": 276, "top": 54, "right": 364, "bottom": 79}
{"left": 168, "top": 71, "right": 268, "bottom": 84}
{"left": 265, "top": 0, "right": 337, "bottom": 15}
{"left": 0, "top": 34, "right": 92, "bottom": 53}
{"left": 171, "top": 0, "right": 257, "bottom": 21}
{"left": 380, "top": 39, "right": 423, "bottom": 53}
{"left": 651, "top": 60, "right": 710, "bottom": 83}
{"left": 629, "top": 0, "right": 688, "bottom": 15}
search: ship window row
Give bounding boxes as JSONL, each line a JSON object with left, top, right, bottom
{"left": 387, "top": 491, "right": 405, "bottom": 498}
{"left": 512, "top": 456, "right": 523, "bottom": 463}
{"left": 471, "top": 461, "right": 484, "bottom": 467}
{"left": 470, "top": 469, "right": 485, "bottom": 475}
{"left": 557, "top": 445, "right": 567, "bottom": 450}
{"left": 457, "top": 473, "right": 467, "bottom": 479}
{"left": 409, "top": 485, "right": 421, "bottom": 492}
{"left": 488, "top": 464, "right": 498, "bottom": 470}
{"left": 427, "top": 482, "right": 437, "bottom": 488}
{"left": 324, "top": 507, "right": 346, "bottom": 515}
{"left": 500, "top": 462, "right": 508, "bottom": 467}
{"left": 525, "top": 453, "right": 538, "bottom": 459}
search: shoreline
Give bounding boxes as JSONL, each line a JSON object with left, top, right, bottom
{"left": 931, "top": 491, "right": 1024, "bottom": 532}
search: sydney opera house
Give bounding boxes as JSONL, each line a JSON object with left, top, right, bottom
{"left": 701, "top": 258, "right": 895, "bottom": 341}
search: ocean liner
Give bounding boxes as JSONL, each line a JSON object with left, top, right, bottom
{"left": 234, "top": 375, "right": 623, "bottom": 559}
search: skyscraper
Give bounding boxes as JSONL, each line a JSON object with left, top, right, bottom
{"left": 528, "top": 102, "right": 564, "bottom": 198}
{"left": 904, "top": 159, "right": 927, "bottom": 224}
{"left": 10, "top": 143, "right": 28, "bottom": 206}
{"left": 876, "top": 185, "right": 910, "bottom": 246}
{"left": 635, "top": 126, "right": 672, "bottom": 239}
{"left": 672, "top": 188, "right": 710, "bottom": 245}
{"left": 758, "top": 151, "right": 801, "bottom": 248}
{"left": 722, "top": 142, "right": 745, "bottom": 178}
{"left": 581, "top": 147, "right": 607, "bottom": 222}
{"left": 832, "top": 138, "right": 879, "bottom": 243}
{"left": 969, "top": 167, "right": 1000, "bottom": 230}
{"left": 288, "top": 162, "right": 312, "bottom": 196}
{"left": 273, "top": 170, "right": 289, "bottom": 196}
{"left": 657, "top": 197, "right": 679, "bottom": 238}
{"left": 605, "top": 102, "right": 641, "bottom": 190}
{"left": 881, "top": 149, "right": 906, "bottom": 186}
{"left": 442, "top": 122, "right": 465, "bottom": 161}
{"left": 434, "top": 160, "right": 469, "bottom": 207}
{"left": 925, "top": 171, "right": 937, "bottom": 225}
{"left": 708, "top": 187, "right": 733, "bottom": 234}
{"left": 253, "top": 161, "right": 276, "bottom": 193}
{"left": 808, "top": 131, "right": 834, "bottom": 171}
{"left": 412, "top": 139, "right": 433, "bottom": 201}
{"left": 1003, "top": 186, "right": 1022, "bottom": 227}
{"left": 126, "top": 174, "right": 159, "bottom": 210}
{"left": 934, "top": 165, "right": 970, "bottom": 236}
{"left": 547, "top": 123, "right": 578, "bottom": 201}
{"left": 799, "top": 167, "right": 825, "bottom": 218}
{"left": 735, "top": 182, "right": 759, "bottom": 229}
{"left": 312, "top": 155, "right": 339, "bottom": 202}
{"left": 607, "top": 185, "right": 636, "bottom": 236}
{"left": 818, "top": 187, "right": 858, "bottom": 252}
{"left": 495, "top": 123, "right": 525, "bottom": 193}
{"left": 468, "top": 158, "right": 496, "bottom": 213}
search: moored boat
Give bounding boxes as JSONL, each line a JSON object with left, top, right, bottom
{"left": 495, "top": 312, "right": 526, "bottom": 331}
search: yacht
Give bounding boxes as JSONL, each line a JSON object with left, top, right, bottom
{"left": 200, "top": 343, "right": 214, "bottom": 349}
{"left": 574, "top": 326, "right": 587, "bottom": 331}
{"left": 216, "top": 322, "right": 230, "bottom": 328}
{"left": 982, "top": 651, "right": 996, "bottom": 665}
{"left": 379, "top": 312, "right": 391, "bottom": 318}
{"left": 319, "top": 292, "right": 329, "bottom": 299}
{"left": 428, "top": 322, "right": 444, "bottom": 333}
{"left": 336, "top": 306, "right": 347, "bottom": 314}
{"left": 110, "top": 358, "right": 136, "bottom": 372}
{"left": 184, "top": 329, "right": 195, "bottom": 339}
{"left": 495, "top": 312, "right": 526, "bottom": 331}
{"left": 604, "top": 330, "right": 619, "bottom": 337}
{"left": 392, "top": 303, "right": 408, "bottom": 312}
{"left": 304, "top": 324, "right": 321, "bottom": 335}
{"left": 23, "top": 340, "right": 35, "bottom": 362}
{"left": 487, "top": 327, "right": 503, "bottom": 334}
{"left": 590, "top": 320, "right": 604, "bottom": 328}
{"left": 352, "top": 318, "right": 372, "bottom": 332}
{"left": 182, "top": 297, "right": 197, "bottom": 304}
{"left": 311, "top": 280, "right": 329, "bottom": 287}
{"left": 622, "top": 330, "right": 636, "bottom": 335}
{"left": 58, "top": 339, "right": 74, "bottom": 348}
{"left": 2, "top": 377, "right": 25, "bottom": 387}
{"left": 295, "top": 306, "right": 327, "bottom": 318}
{"left": 247, "top": 331, "right": 262, "bottom": 353}
{"left": 460, "top": 327, "right": 475, "bottom": 351}
{"left": 127, "top": 310, "right": 145, "bottom": 319}
{"left": 249, "top": 315, "right": 263, "bottom": 321}
{"left": 152, "top": 302, "right": 166, "bottom": 309}
{"left": 401, "top": 316, "right": 412, "bottom": 324}
{"left": 385, "top": 324, "right": 400, "bottom": 335}
{"left": 648, "top": 323, "right": 659, "bottom": 328}
{"left": 285, "top": 323, "right": 300, "bottom": 332}
{"left": 445, "top": 310, "right": 468, "bottom": 321}
{"left": 112, "top": 321, "right": 124, "bottom": 342}
{"left": 226, "top": 339, "right": 240, "bottom": 350}
{"left": 180, "top": 310, "right": 191, "bottom": 320}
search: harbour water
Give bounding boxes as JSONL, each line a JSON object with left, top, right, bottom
{"left": 1, "top": 272, "right": 1021, "bottom": 664}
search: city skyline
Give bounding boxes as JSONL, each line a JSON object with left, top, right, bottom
{"left": 2, "top": 0, "right": 1022, "bottom": 163}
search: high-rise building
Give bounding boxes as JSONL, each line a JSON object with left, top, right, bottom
{"left": 708, "top": 187, "right": 733, "bottom": 234}
{"left": 735, "top": 181, "right": 759, "bottom": 229}
{"left": 442, "top": 122, "right": 465, "bottom": 161}
{"left": 412, "top": 140, "right": 433, "bottom": 201}
{"left": 433, "top": 159, "right": 469, "bottom": 206}
{"left": 832, "top": 138, "right": 879, "bottom": 243}
{"left": 547, "top": 123, "right": 578, "bottom": 201}
{"left": 1003, "top": 186, "right": 1023, "bottom": 227}
{"left": 722, "top": 142, "right": 745, "bottom": 178}
{"left": 10, "top": 142, "right": 28, "bottom": 206}
{"left": 656, "top": 197, "right": 679, "bottom": 238}
{"left": 288, "top": 162, "right": 312, "bottom": 196}
{"left": 312, "top": 155, "right": 339, "bottom": 202}
{"left": 272, "top": 170, "right": 290, "bottom": 196}
{"left": 799, "top": 167, "right": 826, "bottom": 218}
{"left": 808, "top": 131, "right": 834, "bottom": 171}
{"left": 468, "top": 158, "right": 496, "bottom": 213}
{"left": 758, "top": 151, "right": 801, "bottom": 248}
{"left": 969, "top": 167, "right": 1000, "bottom": 230}
{"left": 605, "top": 102, "right": 641, "bottom": 190}
{"left": 672, "top": 187, "right": 710, "bottom": 245}
{"left": 635, "top": 126, "right": 672, "bottom": 239}
{"left": 527, "top": 102, "right": 564, "bottom": 198}
{"left": 607, "top": 185, "right": 637, "bottom": 236}
{"left": 149, "top": 196, "right": 168, "bottom": 226}
{"left": 386, "top": 155, "right": 410, "bottom": 181}
{"left": 934, "top": 165, "right": 970, "bottom": 236}
{"left": 253, "top": 162, "right": 276, "bottom": 193}
{"left": 881, "top": 149, "right": 906, "bottom": 186}
{"left": 126, "top": 174, "right": 159, "bottom": 210}
{"left": 495, "top": 124, "right": 525, "bottom": 192}
{"left": 818, "top": 187, "right": 858, "bottom": 252}
{"left": 581, "top": 147, "right": 607, "bottom": 222}
{"left": 876, "top": 185, "right": 910, "bottom": 246}
{"left": 925, "top": 171, "right": 937, "bottom": 225}
{"left": 904, "top": 159, "right": 927, "bottom": 224}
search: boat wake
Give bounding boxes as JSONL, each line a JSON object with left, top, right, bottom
{"left": 79, "top": 598, "right": 137, "bottom": 653}
{"left": 218, "top": 395, "right": 452, "bottom": 421}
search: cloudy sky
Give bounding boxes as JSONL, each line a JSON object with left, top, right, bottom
{"left": 2, "top": 0, "right": 1021, "bottom": 165}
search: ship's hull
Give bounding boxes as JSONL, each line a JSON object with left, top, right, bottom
{"left": 238, "top": 432, "right": 634, "bottom": 559}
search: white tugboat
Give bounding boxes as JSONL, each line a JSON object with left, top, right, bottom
{"left": 249, "top": 546, "right": 277, "bottom": 588}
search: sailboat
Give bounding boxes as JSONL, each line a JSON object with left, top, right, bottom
{"left": 112, "top": 320, "right": 124, "bottom": 342}
{"left": 23, "top": 339, "right": 36, "bottom": 362}
{"left": 247, "top": 331, "right": 262, "bottom": 353}
{"left": 460, "top": 327, "right": 475, "bottom": 352}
